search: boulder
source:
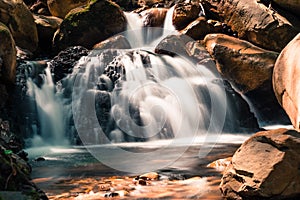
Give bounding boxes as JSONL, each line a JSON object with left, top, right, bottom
{"left": 181, "top": 17, "right": 222, "bottom": 40}
{"left": 201, "top": 0, "right": 300, "bottom": 52}
{"left": 172, "top": 2, "right": 201, "bottom": 30}
{"left": 220, "top": 128, "right": 300, "bottom": 199}
{"left": 0, "top": 0, "right": 38, "bottom": 52}
{"left": 273, "top": 33, "right": 300, "bottom": 130}
{"left": 93, "top": 35, "right": 131, "bottom": 50}
{"left": 47, "top": 0, "right": 89, "bottom": 18}
{"left": 53, "top": 0, "right": 127, "bottom": 51}
{"left": 49, "top": 46, "right": 89, "bottom": 82}
{"left": 204, "top": 33, "right": 278, "bottom": 93}
{"left": 140, "top": 8, "right": 168, "bottom": 27}
{"left": 273, "top": 0, "right": 300, "bottom": 18}
{"left": 0, "top": 23, "right": 16, "bottom": 84}
{"left": 33, "top": 14, "right": 62, "bottom": 54}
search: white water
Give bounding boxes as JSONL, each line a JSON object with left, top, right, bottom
{"left": 26, "top": 6, "right": 230, "bottom": 149}
{"left": 27, "top": 65, "right": 68, "bottom": 146}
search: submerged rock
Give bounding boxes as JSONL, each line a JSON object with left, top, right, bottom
{"left": 273, "top": 33, "right": 300, "bottom": 131}
{"left": 53, "top": 0, "right": 127, "bottom": 51}
{"left": 220, "top": 128, "right": 300, "bottom": 199}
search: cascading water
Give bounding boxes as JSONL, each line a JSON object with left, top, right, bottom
{"left": 24, "top": 5, "right": 249, "bottom": 148}
{"left": 26, "top": 64, "right": 68, "bottom": 146}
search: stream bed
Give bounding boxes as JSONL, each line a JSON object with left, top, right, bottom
{"left": 27, "top": 134, "right": 249, "bottom": 199}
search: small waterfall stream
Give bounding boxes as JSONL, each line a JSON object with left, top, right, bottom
{"left": 26, "top": 65, "right": 68, "bottom": 146}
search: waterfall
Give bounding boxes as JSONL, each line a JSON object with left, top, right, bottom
{"left": 27, "top": 64, "right": 68, "bottom": 146}
{"left": 23, "top": 4, "right": 249, "bottom": 148}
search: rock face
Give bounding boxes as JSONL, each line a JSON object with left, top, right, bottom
{"left": 0, "top": 0, "right": 38, "bottom": 52}
{"left": 172, "top": 2, "right": 200, "bottom": 30}
{"left": 274, "top": 0, "right": 300, "bottom": 17}
{"left": 220, "top": 128, "right": 300, "bottom": 199}
{"left": 47, "top": 0, "right": 89, "bottom": 18}
{"left": 273, "top": 33, "right": 300, "bottom": 130}
{"left": 53, "top": 0, "right": 127, "bottom": 51}
{"left": 204, "top": 33, "right": 278, "bottom": 93}
{"left": 201, "top": 0, "right": 300, "bottom": 52}
{"left": 0, "top": 23, "right": 16, "bottom": 84}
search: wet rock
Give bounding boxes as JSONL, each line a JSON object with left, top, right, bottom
{"left": 16, "top": 46, "right": 34, "bottom": 60}
{"left": 273, "top": 33, "right": 300, "bottom": 130}
{"left": 47, "top": 0, "right": 89, "bottom": 18}
{"left": 207, "top": 157, "right": 232, "bottom": 173}
{"left": 220, "top": 128, "right": 300, "bottom": 199}
{"left": 140, "top": 8, "right": 168, "bottom": 27}
{"left": 0, "top": 0, "right": 38, "bottom": 52}
{"left": 49, "top": 46, "right": 89, "bottom": 82}
{"left": 140, "top": 172, "right": 159, "bottom": 180}
{"left": 172, "top": 2, "right": 201, "bottom": 30}
{"left": 0, "top": 23, "right": 16, "bottom": 84}
{"left": 93, "top": 35, "right": 131, "bottom": 50}
{"left": 204, "top": 33, "right": 278, "bottom": 93}
{"left": 201, "top": 0, "right": 300, "bottom": 52}
{"left": 33, "top": 14, "right": 62, "bottom": 54}
{"left": 273, "top": 0, "right": 300, "bottom": 18}
{"left": 53, "top": 0, "right": 127, "bottom": 51}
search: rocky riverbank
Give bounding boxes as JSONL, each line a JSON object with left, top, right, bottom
{"left": 1, "top": 0, "right": 300, "bottom": 199}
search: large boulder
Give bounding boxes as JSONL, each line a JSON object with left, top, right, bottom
{"left": 274, "top": 0, "right": 300, "bottom": 18}
{"left": 273, "top": 33, "right": 300, "bottom": 130}
{"left": 53, "top": 0, "right": 127, "bottom": 51}
{"left": 204, "top": 33, "right": 278, "bottom": 93}
{"left": 220, "top": 128, "right": 300, "bottom": 199}
{"left": 0, "top": 23, "right": 16, "bottom": 84}
{"left": 172, "top": 2, "right": 201, "bottom": 30}
{"left": 201, "top": 0, "right": 300, "bottom": 52}
{"left": 0, "top": 0, "right": 38, "bottom": 52}
{"left": 47, "top": 0, "right": 89, "bottom": 18}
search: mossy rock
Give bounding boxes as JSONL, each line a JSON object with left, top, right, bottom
{"left": 53, "top": 0, "right": 127, "bottom": 51}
